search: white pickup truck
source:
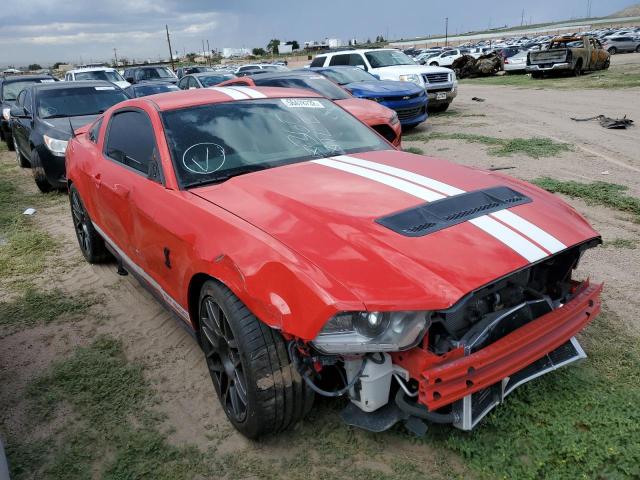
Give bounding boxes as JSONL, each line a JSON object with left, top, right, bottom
{"left": 310, "top": 48, "right": 457, "bottom": 112}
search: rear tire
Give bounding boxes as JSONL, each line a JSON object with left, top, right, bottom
{"left": 198, "top": 281, "right": 313, "bottom": 439}
{"left": 531, "top": 72, "right": 543, "bottom": 79}
{"left": 31, "top": 150, "right": 54, "bottom": 193}
{"left": 6, "top": 133, "right": 15, "bottom": 152}
{"left": 636, "top": 45, "right": 640, "bottom": 53}
{"left": 608, "top": 47, "right": 617, "bottom": 55}
{"left": 573, "top": 60, "right": 583, "bottom": 77}
{"left": 429, "top": 62, "right": 439, "bottom": 66}
{"left": 14, "top": 136, "right": 29, "bottom": 167}
{"left": 69, "top": 184, "right": 110, "bottom": 263}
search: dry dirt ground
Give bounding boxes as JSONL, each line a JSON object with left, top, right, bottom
{"left": 1, "top": 55, "right": 639, "bottom": 479}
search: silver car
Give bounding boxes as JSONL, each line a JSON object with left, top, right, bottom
{"left": 602, "top": 36, "right": 640, "bottom": 54}
{"left": 503, "top": 50, "right": 528, "bottom": 72}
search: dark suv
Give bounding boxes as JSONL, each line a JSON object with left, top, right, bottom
{"left": 122, "top": 66, "right": 178, "bottom": 84}
{"left": 10, "top": 81, "right": 128, "bottom": 191}
{"left": 1, "top": 74, "right": 58, "bottom": 150}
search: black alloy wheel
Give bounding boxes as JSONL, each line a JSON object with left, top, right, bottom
{"left": 69, "top": 184, "right": 110, "bottom": 263}
{"left": 200, "top": 295, "right": 248, "bottom": 423}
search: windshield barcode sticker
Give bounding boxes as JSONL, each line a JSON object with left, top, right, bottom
{"left": 95, "top": 86, "right": 116, "bottom": 90}
{"left": 281, "top": 99, "right": 324, "bottom": 109}
{"left": 40, "top": 79, "right": 56, "bottom": 83}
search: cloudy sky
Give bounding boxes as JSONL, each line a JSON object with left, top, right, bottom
{"left": 0, "top": 0, "right": 636, "bottom": 66}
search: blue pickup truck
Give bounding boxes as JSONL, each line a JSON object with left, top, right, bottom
{"left": 310, "top": 66, "right": 428, "bottom": 129}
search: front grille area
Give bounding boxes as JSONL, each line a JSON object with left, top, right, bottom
{"left": 381, "top": 91, "right": 424, "bottom": 102}
{"left": 396, "top": 105, "right": 425, "bottom": 121}
{"left": 372, "top": 124, "right": 397, "bottom": 143}
{"left": 453, "top": 337, "right": 586, "bottom": 430}
{"left": 424, "top": 72, "right": 450, "bottom": 84}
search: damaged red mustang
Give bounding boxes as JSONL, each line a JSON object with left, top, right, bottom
{"left": 66, "top": 86, "right": 602, "bottom": 439}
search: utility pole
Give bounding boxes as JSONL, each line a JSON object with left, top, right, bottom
{"left": 445, "top": 17, "right": 449, "bottom": 46}
{"left": 165, "top": 25, "right": 175, "bottom": 71}
{"left": 113, "top": 48, "right": 118, "bottom": 67}
{"left": 202, "top": 40, "right": 205, "bottom": 59}
{"left": 207, "top": 40, "right": 211, "bottom": 66}
{"left": 521, "top": 9, "right": 525, "bottom": 26}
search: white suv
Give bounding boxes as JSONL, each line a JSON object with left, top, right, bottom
{"left": 310, "top": 48, "right": 457, "bottom": 112}
{"left": 64, "top": 67, "right": 130, "bottom": 89}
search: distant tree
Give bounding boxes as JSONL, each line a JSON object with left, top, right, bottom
{"left": 285, "top": 40, "right": 300, "bottom": 50}
{"left": 51, "top": 61, "right": 65, "bottom": 70}
{"left": 28, "top": 63, "right": 42, "bottom": 71}
{"left": 267, "top": 38, "right": 281, "bottom": 54}
{"left": 252, "top": 47, "right": 266, "bottom": 56}
{"left": 366, "top": 38, "right": 371, "bottom": 44}
{"left": 186, "top": 52, "right": 197, "bottom": 62}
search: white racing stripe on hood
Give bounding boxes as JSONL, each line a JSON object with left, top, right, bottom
{"left": 227, "top": 86, "right": 267, "bottom": 98}
{"left": 314, "top": 156, "right": 549, "bottom": 262}
{"left": 333, "top": 155, "right": 566, "bottom": 254}
{"left": 207, "top": 86, "right": 249, "bottom": 100}
{"left": 312, "top": 158, "right": 445, "bottom": 202}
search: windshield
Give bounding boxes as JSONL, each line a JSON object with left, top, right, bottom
{"left": 198, "top": 74, "right": 235, "bottom": 87}
{"left": 2, "top": 79, "right": 55, "bottom": 101}
{"left": 75, "top": 70, "right": 124, "bottom": 82}
{"left": 319, "top": 68, "right": 376, "bottom": 85}
{"left": 365, "top": 50, "right": 416, "bottom": 67}
{"left": 138, "top": 67, "right": 175, "bottom": 80}
{"left": 162, "top": 98, "right": 391, "bottom": 188}
{"left": 132, "top": 84, "right": 179, "bottom": 97}
{"left": 256, "top": 76, "right": 350, "bottom": 100}
{"left": 37, "top": 86, "right": 128, "bottom": 118}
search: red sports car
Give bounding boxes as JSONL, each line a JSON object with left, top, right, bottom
{"left": 66, "top": 86, "right": 602, "bottom": 439}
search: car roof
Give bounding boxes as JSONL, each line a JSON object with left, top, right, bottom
{"left": 246, "top": 70, "right": 324, "bottom": 81}
{"left": 69, "top": 67, "right": 116, "bottom": 73}
{"left": 189, "top": 72, "right": 235, "bottom": 78}
{"left": 317, "top": 48, "right": 397, "bottom": 56}
{"left": 30, "top": 80, "right": 119, "bottom": 92}
{"left": 134, "top": 86, "right": 322, "bottom": 111}
{"left": 1, "top": 74, "right": 54, "bottom": 83}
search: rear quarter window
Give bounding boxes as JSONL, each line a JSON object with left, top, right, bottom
{"left": 310, "top": 56, "right": 326, "bottom": 67}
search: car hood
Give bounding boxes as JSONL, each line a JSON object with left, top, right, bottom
{"left": 344, "top": 80, "right": 423, "bottom": 97}
{"left": 192, "top": 150, "right": 599, "bottom": 311}
{"left": 372, "top": 64, "right": 453, "bottom": 75}
{"left": 40, "top": 114, "right": 100, "bottom": 139}
{"left": 113, "top": 80, "right": 131, "bottom": 89}
{"left": 334, "top": 98, "right": 395, "bottom": 124}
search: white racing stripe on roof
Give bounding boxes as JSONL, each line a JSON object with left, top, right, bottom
{"left": 312, "top": 158, "right": 445, "bottom": 202}
{"left": 490, "top": 210, "right": 566, "bottom": 253}
{"left": 314, "top": 156, "right": 550, "bottom": 262}
{"left": 227, "top": 85, "right": 267, "bottom": 98}
{"left": 208, "top": 86, "right": 250, "bottom": 100}
{"left": 335, "top": 155, "right": 566, "bottom": 255}
{"left": 332, "top": 155, "right": 465, "bottom": 196}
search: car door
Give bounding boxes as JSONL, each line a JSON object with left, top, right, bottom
{"left": 178, "top": 77, "right": 189, "bottom": 90}
{"left": 96, "top": 108, "right": 165, "bottom": 267}
{"left": 12, "top": 89, "right": 33, "bottom": 156}
{"left": 189, "top": 77, "right": 199, "bottom": 89}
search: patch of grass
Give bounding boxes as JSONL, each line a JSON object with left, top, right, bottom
{"left": 462, "top": 63, "right": 640, "bottom": 89}
{"left": 8, "top": 336, "right": 216, "bottom": 480}
{"left": 401, "top": 310, "right": 640, "bottom": 479}
{"left": 604, "top": 238, "right": 637, "bottom": 249}
{"left": 533, "top": 177, "right": 640, "bottom": 221}
{"left": 402, "top": 146, "right": 425, "bottom": 155}
{"left": 0, "top": 288, "right": 97, "bottom": 333}
{"left": 405, "top": 132, "right": 571, "bottom": 158}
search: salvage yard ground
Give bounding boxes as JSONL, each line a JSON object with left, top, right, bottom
{"left": 1, "top": 54, "right": 640, "bottom": 479}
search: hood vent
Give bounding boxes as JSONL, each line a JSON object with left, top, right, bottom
{"left": 376, "top": 186, "right": 531, "bottom": 237}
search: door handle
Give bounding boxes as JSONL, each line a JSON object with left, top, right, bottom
{"left": 93, "top": 172, "right": 102, "bottom": 187}
{"left": 114, "top": 183, "right": 130, "bottom": 199}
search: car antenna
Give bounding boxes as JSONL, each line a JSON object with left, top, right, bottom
{"left": 68, "top": 118, "right": 76, "bottom": 138}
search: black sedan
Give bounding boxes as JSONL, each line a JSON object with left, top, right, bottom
{"left": 177, "top": 72, "right": 236, "bottom": 89}
{"left": 1, "top": 74, "right": 58, "bottom": 151}
{"left": 10, "top": 81, "right": 128, "bottom": 192}
{"left": 124, "top": 81, "right": 179, "bottom": 98}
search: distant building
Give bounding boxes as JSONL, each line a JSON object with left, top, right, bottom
{"left": 327, "top": 38, "right": 342, "bottom": 48}
{"left": 304, "top": 38, "right": 343, "bottom": 50}
{"left": 279, "top": 44, "right": 293, "bottom": 54}
{"left": 222, "top": 48, "right": 251, "bottom": 58}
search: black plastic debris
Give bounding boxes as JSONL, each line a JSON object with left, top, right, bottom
{"left": 570, "top": 115, "right": 634, "bottom": 129}
{"left": 472, "top": 97, "right": 486, "bottom": 102}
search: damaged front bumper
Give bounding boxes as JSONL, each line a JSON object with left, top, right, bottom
{"left": 341, "top": 281, "right": 602, "bottom": 433}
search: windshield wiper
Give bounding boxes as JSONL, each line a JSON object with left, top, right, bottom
{"left": 188, "top": 165, "right": 268, "bottom": 188}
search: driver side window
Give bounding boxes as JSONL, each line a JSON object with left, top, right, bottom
{"left": 23, "top": 90, "right": 32, "bottom": 114}
{"left": 104, "top": 110, "right": 158, "bottom": 177}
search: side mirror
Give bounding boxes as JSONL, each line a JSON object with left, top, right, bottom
{"left": 10, "top": 105, "right": 30, "bottom": 118}
{"left": 126, "top": 77, "right": 134, "bottom": 83}
{"left": 372, "top": 74, "right": 380, "bottom": 80}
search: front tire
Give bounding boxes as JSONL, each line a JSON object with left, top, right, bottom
{"left": 198, "top": 281, "right": 313, "bottom": 439}
{"left": 573, "top": 60, "right": 583, "bottom": 77}
{"left": 608, "top": 47, "right": 617, "bottom": 55}
{"left": 429, "top": 103, "right": 450, "bottom": 113}
{"left": 6, "top": 133, "right": 15, "bottom": 152}
{"left": 30, "top": 149, "right": 53, "bottom": 193}
{"left": 69, "top": 184, "right": 110, "bottom": 263}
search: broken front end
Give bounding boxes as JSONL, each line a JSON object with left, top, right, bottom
{"left": 289, "top": 239, "right": 602, "bottom": 433}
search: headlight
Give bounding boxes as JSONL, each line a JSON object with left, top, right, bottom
{"left": 312, "top": 311, "right": 429, "bottom": 354}
{"left": 2, "top": 108, "right": 10, "bottom": 121}
{"left": 43, "top": 134, "right": 69, "bottom": 156}
{"left": 389, "top": 112, "right": 399, "bottom": 126}
{"left": 450, "top": 71, "right": 457, "bottom": 82}
{"left": 398, "top": 74, "right": 423, "bottom": 86}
